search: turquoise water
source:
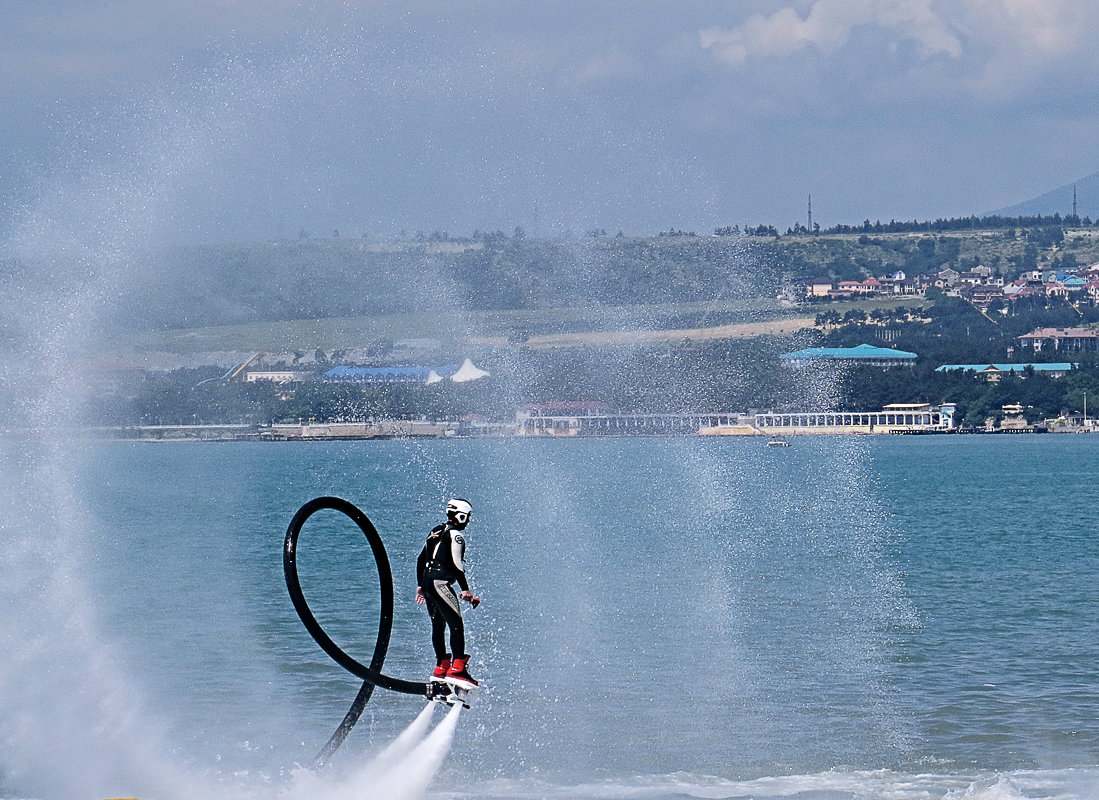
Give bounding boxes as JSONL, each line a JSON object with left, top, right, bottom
{"left": 2, "top": 434, "right": 1098, "bottom": 800}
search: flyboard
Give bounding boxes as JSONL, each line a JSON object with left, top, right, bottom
{"left": 429, "top": 663, "right": 479, "bottom": 710}
{"left": 283, "top": 497, "right": 479, "bottom": 767}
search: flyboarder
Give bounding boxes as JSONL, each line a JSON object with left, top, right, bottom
{"left": 416, "top": 498, "right": 479, "bottom": 691}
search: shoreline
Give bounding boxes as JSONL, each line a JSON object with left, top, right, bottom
{"left": 10, "top": 423, "right": 1093, "bottom": 442}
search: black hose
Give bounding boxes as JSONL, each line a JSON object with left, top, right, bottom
{"left": 283, "top": 496, "right": 429, "bottom": 767}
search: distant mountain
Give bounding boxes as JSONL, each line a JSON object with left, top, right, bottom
{"left": 991, "top": 171, "right": 1099, "bottom": 219}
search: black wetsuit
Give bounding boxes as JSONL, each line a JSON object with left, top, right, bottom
{"left": 417, "top": 523, "right": 470, "bottom": 659}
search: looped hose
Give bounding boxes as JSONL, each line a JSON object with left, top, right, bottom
{"left": 284, "top": 496, "right": 428, "bottom": 767}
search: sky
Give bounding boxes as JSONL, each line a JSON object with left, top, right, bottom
{"left": 4, "top": 0, "right": 1099, "bottom": 243}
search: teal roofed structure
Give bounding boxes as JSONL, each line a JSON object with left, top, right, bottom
{"left": 781, "top": 343, "right": 918, "bottom": 368}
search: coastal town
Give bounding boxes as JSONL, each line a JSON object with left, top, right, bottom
{"left": 92, "top": 329, "right": 1098, "bottom": 441}
{"left": 60, "top": 222, "right": 1099, "bottom": 442}
{"left": 790, "top": 261, "right": 1099, "bottom": 310}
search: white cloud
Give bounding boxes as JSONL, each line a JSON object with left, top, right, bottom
{"left": 699, "top": 1, "right": 1098, "bottom": 75}
{"left": 700, "top": 0, "right": 962, "bottom": 66}
{"left": 698, "top": 0, "right": 1099, "bottom": 109}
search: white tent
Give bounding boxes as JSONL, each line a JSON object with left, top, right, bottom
{"left": 450, "top": 358, "right": 490, "bottom": 383}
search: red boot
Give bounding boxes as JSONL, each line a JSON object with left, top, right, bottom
{"left": 446, "top": 655, "right": 478, "bottom": 689}
{"left": 431, "top": 654, "right": 452, "bottom": 682}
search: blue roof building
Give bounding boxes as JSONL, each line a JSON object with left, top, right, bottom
{"left": 781, "top": 343, "right": 918, "bottom": 368}
{"left": 323, "top": 365, "right": 459, "bottom": 384}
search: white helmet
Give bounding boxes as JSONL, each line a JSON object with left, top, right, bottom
{"left": 445, "top": 498, "right": 473, "bottom": 527}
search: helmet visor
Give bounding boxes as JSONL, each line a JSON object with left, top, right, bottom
{"left": 446, "top": 499, "right": 473, "bottom": 525}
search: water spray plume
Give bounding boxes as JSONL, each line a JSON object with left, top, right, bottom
{"left": 368, "top": 703, "right": 438, "bottom": 767}
{"left": 0, "top": 38, "right": 346, "bottom": 800}
{"left": 284, "top": 704, "right": 461, "bottom": 800}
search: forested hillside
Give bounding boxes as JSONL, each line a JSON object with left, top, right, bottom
{"left": 10, "top": 215, "right": 1099, "bottom": 337}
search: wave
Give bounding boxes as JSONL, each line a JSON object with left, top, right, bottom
{"left": 436, "top": 766, "right": 1099, "bottom": 800}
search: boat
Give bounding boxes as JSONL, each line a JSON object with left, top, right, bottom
{"left": 767, "top": 439, "right": 790, "bottom": 447}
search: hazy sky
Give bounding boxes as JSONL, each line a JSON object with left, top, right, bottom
{"left": 4, "top": 0, "right": 1099, "bottom": 242}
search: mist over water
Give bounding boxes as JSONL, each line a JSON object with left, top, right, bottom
{"left": 476, "top": 434, "right": 912, "bottom": 778}
{"left": 0, "top": 446, "right": 195, "bottom": 798}
{"left": 0, "top": 30, "right": 443, "bottom": 800}
{"left": 0, "top": 86, "right": 211, "bottom": 793}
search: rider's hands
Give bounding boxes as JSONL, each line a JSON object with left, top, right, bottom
{"left": 461, "top": 590, "right": 480, "bottom": 608}
{"left": 415, "top": 587, "right": 426, "bottom": 605}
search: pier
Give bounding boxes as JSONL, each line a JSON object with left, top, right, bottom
{"left": 516, "top": 403, "right": 956, "bottom": 436}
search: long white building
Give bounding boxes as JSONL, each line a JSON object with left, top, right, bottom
{"left": 516, "top": 403, "right": 956, "bottom": 436}
{"left": 749, "top": 403, "right": 955, "bottom": 435}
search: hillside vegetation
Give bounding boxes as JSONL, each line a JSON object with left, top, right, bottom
{"left": 41, "top": 215, "right": 1095, "bottom": 355}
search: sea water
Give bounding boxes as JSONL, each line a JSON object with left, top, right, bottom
{"left": 2, "top": 434, "right": 1098, "bottom": 800}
